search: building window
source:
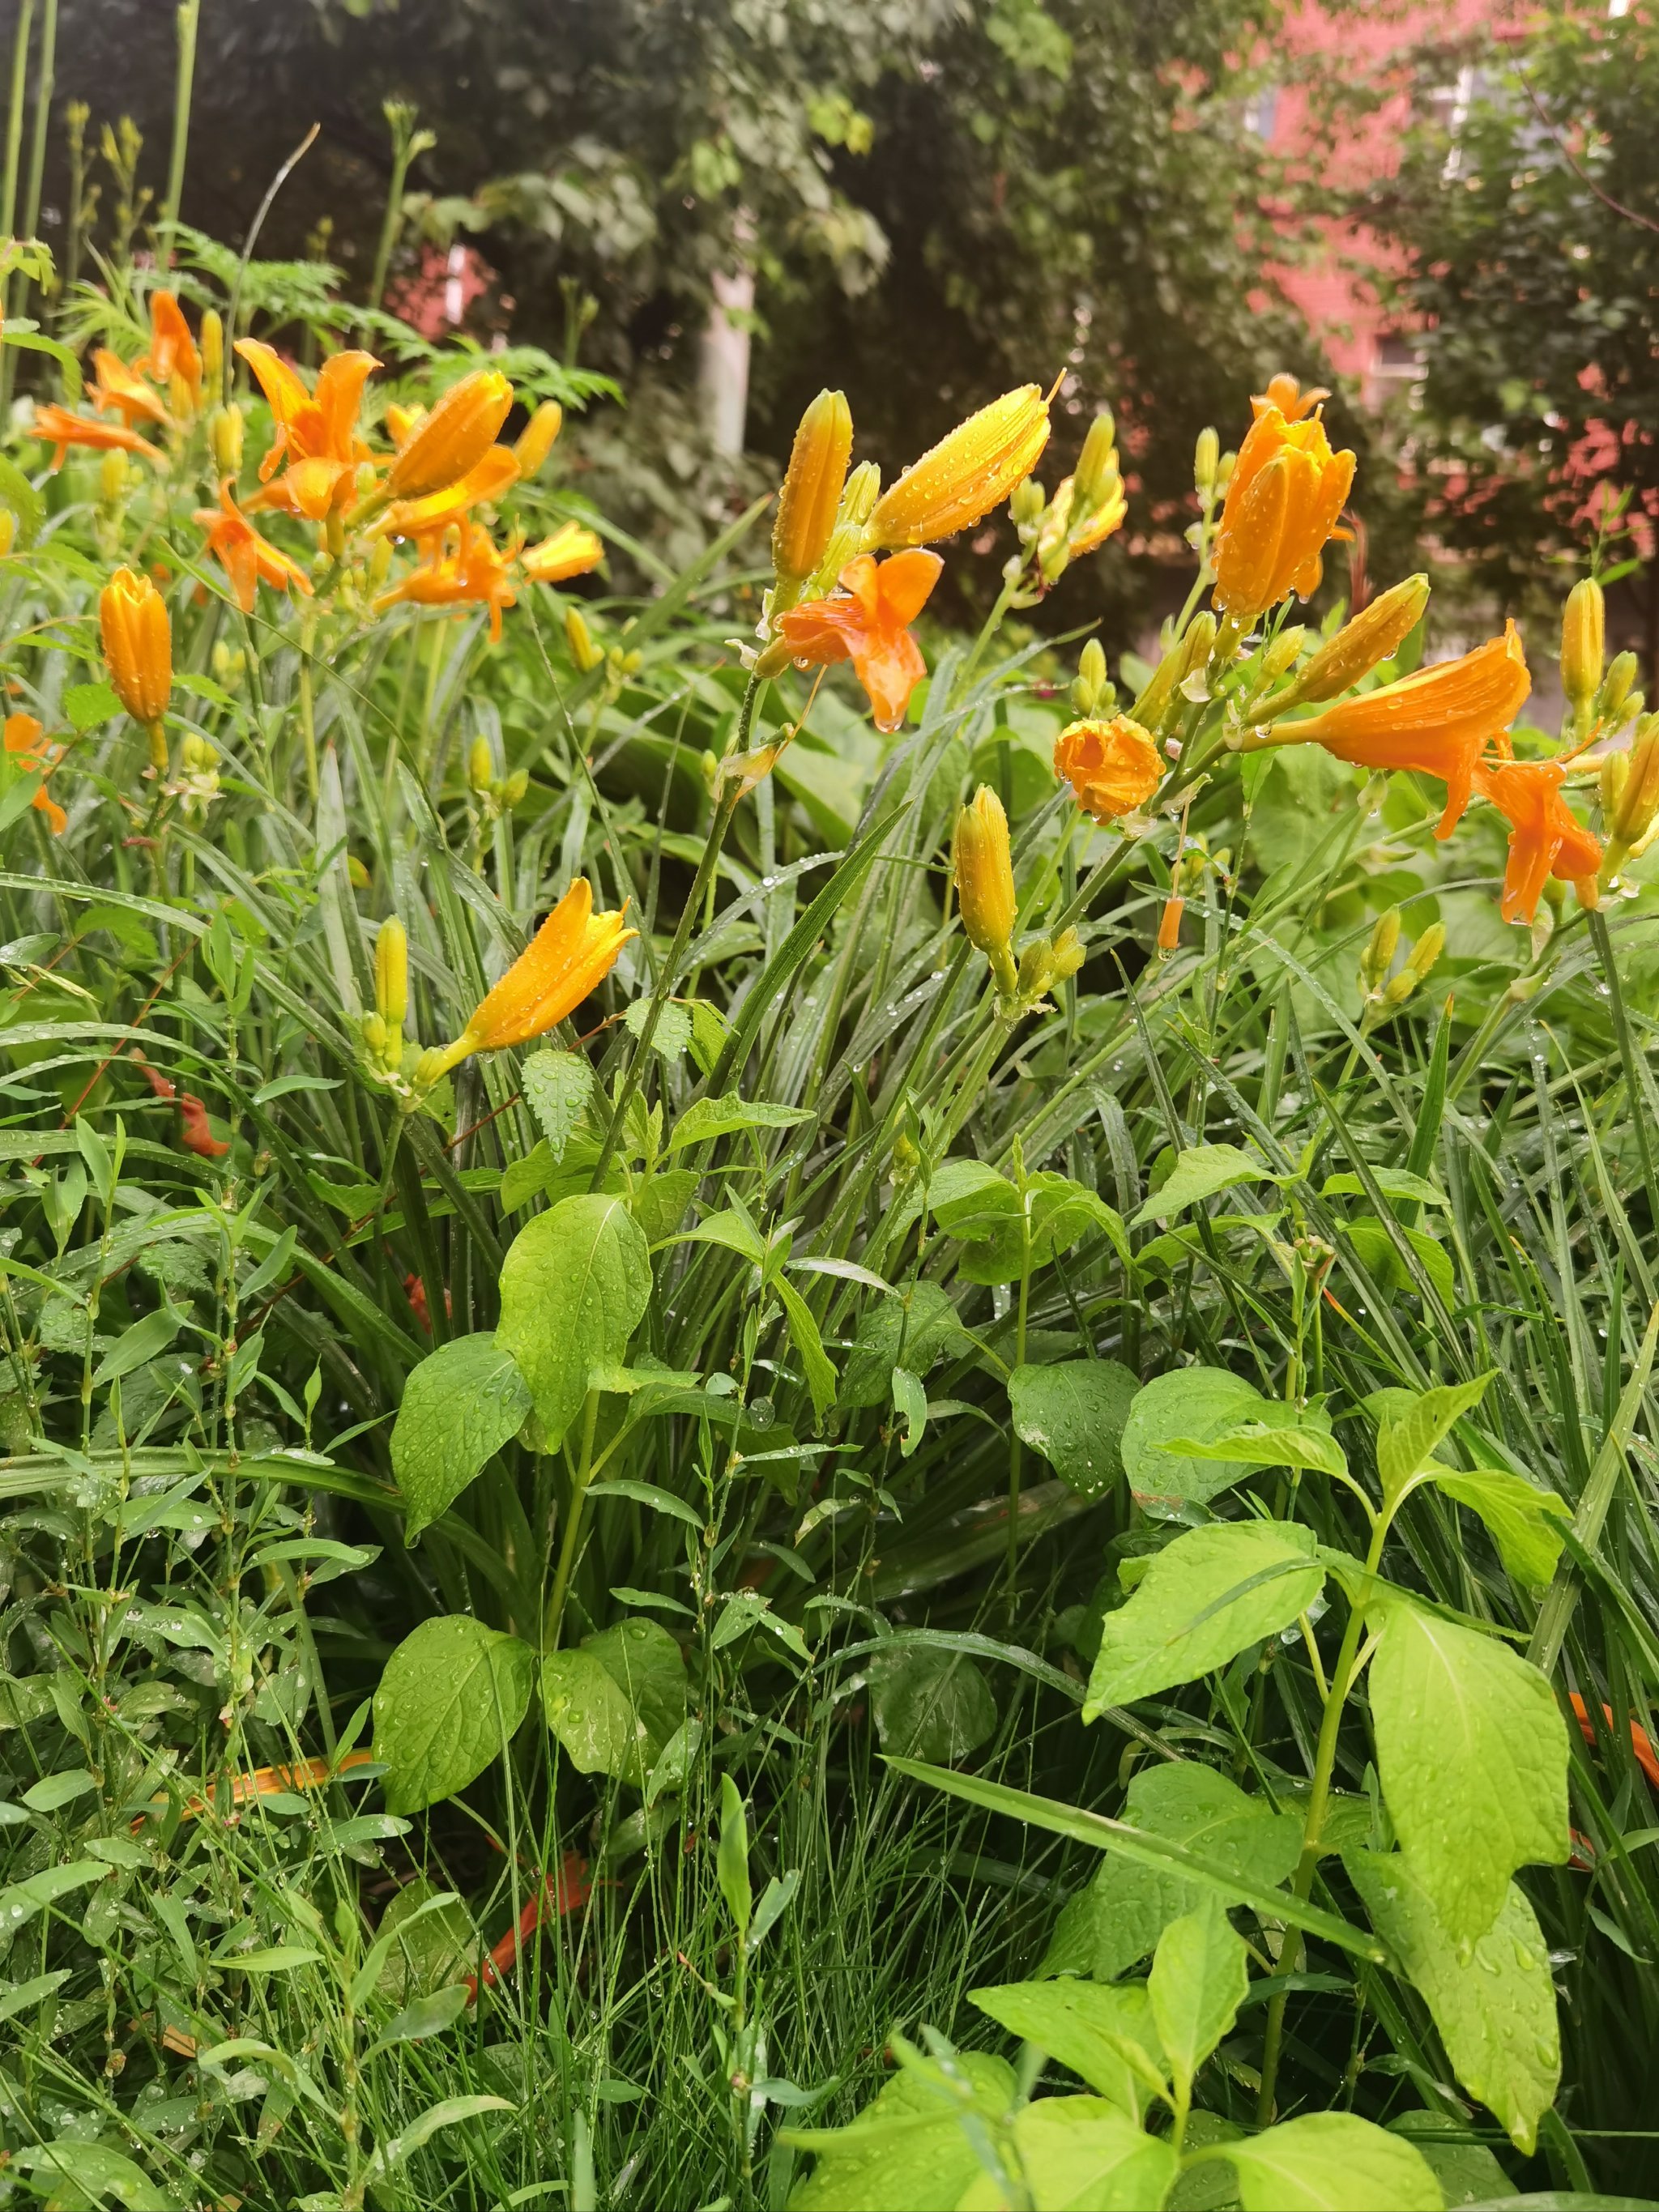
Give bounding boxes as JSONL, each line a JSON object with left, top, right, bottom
{"left": 1244, "top": 86, "right": 1280, "bottom": 141}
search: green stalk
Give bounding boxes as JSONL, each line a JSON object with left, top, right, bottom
{"left": 1589, "top": 905, "right": 1659, "bottom": 1226}
{"left": 1006, "top": 1212, "right": 1032, "bottom": 1600}
{"left": 156, "top": 0, "right": 200, "bottom": 277}
{"left": 545, "top": 1388, "right": 602, "bottom": 1649}
{"left": 1256, "top": 1507, "right": 1387, "bottom": 2125}
{"left": 0, "top": 0, "right": 37, "bottom": 416}
{"left": 15, "top": 0, "right": 54, "bottom": 331}
{"left": 368, "top": 102, "right": 432, "bottom": 312}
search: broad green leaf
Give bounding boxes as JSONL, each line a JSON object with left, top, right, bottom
{"left": 891, "top": 1363, "right": 927, "bottom": 1455}
{"left": 1346, "top": 1217, "right": 1456, "bottom": 1308}
{"left": 64, "top": 680, "right": 122, "bottom": 733}
{"left": 369, "top": 2094, "right": 514, "bottom": 2174}
{"left": 1009, "top": 1359, "right": 1139, "bottom": 1500}
{"left": 391, "top": 1333, "right": 533, "bottom": 1541}
{"left": 519, "top": 1047, "right": 595, "bottom": 1160}
{"left": 584, "top": 1617, "right": 687, "bottom": 1758}
{"left": 875, "top": 1761, "right": 1385, "bottom": 1960}
{"left": 953, "top": 1171, "right": 1128, "bottom": 1285}
{"left": 374, "top": 1616, "right": 535, "bottom": 1814}
{"left": 1347, "top": 1849, "right": 1559, "bottom": 2154}
{"left": 968, "top": 1980, "right": 1168, "bottom": 2115}
{"left": 1040, "top": 1762, "right": 1301, "bottom": 1983}
{"left": 1084, "top": 1520, "right": 1324, "bottom": 1716}
{"left": 632, "top": 1165, "right": 697, "bottom": 1244}
{"left": 1322, "top": 1170, "right": 1448, "bottom": 1210}
{"left": 1163, "top": 1421, "right": 1349, "bottom": 1481}
{"left": 0, "top": 1860, "right": 105, "bottom": 1931}
{"left": 497, "top": 1193, "right": 653, "bottom": 1450}
{"left": 366, "top": 1981, "right": 471, "bottom": 2056}
{"left": 373, "top": 1879, "right": 475, "bottom": 2004}
{"left": 957, "top": 2097, "right": 1179, "bottom": 2212}
{"left": 221, "top": 1945, "right": 322, "bottom": 1972}
{"left": 1120, "top": 1368, "right": 1275, "bottom": 1508}
{"left": 1220, "top": 2111, "right": 1444, "bottom": 2211}
{"left": 1376, "top": 1374, "right": 1495, "bottom": 1498}
{"left": 539, "top": 1647, "right": 650, "bottom": 1784}
{"left": 92, "top": 1305, "right": 182, "bottom": 1387}
{"left": 672, "top": 1204, "right": 768, "bottom": 1264}
{"left": 9, "top": 2142, "right": 169, "bottom": 2210}
{"left": 1147, "top": 1903, "right": 1247, "bottom": 2097}
{"left": 667, "top": 1089, "right": 813, "bottom": 1150}
{"left": 624, "top": 995, "right": 691, "bottom": 1060}
{"left": 838, "top": 1281, "right": 970, "bottom": 1409}
{"left": 783, "top": 2052, "right": 1016, "bottom": 2212}
{"left": 1133, "top": 1143, "right": 1278, "bottom": 1226}
{"left": 1426, "top": 1466, "right": 1570, "bottom": 1588}
{"left": 1385, "top": 2115, "right": 1512, "bottom": 2208}
{"left": 870, "top": 1644, "right": 997, "bottom": 1763}
{"left": 774, "top": 1275, "right": 838, "bottom": 1422}
{"left": 1365, "top": 1596, "right": 1567, "bottom": 1947}
{"left": 718, "top": 1773, "right": 752, "bottom": 1935}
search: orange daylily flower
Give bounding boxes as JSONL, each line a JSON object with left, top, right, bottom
{"left": 4, "top": 712, "right": 67, "bottom": 835}
{"left": 1269, "top": 622, "right": 1531, "bottom": 838}
{"left": 1473, "top": 758, "right": 1602, "bottom": 925}
{"left": 373, "top": 520, "right": 520, "bottom": 642}
{"left": 1212, "top": 395, "right": 1354, "bottom": 620}
{"left": 138, "top": 291, "right": 202, "bottom": 402}
{"left": 420, "top": 876, "right": 636, "bottom": 1080}
{"left": 91, "top": 347, "right": 169, "bottom": 429}
{"left": 194, "top": 479, "right": 316, "bottom": 613}
{"left": 32, "top": 404, "right": 161, "bottom": 471}
{"left": 1252, "top": 372, "right": 1330, "bottom": 424}
{"left": 235, "top": 339, "right": 380, "bottom": 515}
{"left": 368, "top": 444, "right": 519, "bottom": 547}
{"left": 772, "top": 549, "right": 943, "bottom": 732}
{"left": 386, "top": 368, "right": 514, "bottom": 501}
{"left": 520, "top": 521, "right": 605, "bottom": 586}
{"left": 100, "top": 567, "right": 173, "bottom": 770}
{"left": 868, "top": 386, "right": 1052, "bottom": 550}
{"left": 1054, "top": 714, "right": 1165, "bottom": 822}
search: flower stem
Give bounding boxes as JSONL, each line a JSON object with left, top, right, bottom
{"left": 545, "top": 1387, "right": 601, "bottom": 1650}
{"left": 156, "top": 0, "right": 199, "bottom": 277}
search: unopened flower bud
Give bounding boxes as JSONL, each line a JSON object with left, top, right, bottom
{"left": 388, "top": 368, "right": 514, "bottom": 501}
{"left": 1407, "top": 920, "right": 1446, "bottom": 980}
{"left": 1561, "top": 578, "right": 1606, "bottom": 710}
{"left": 1011, "top": 475, "right": 1047, "bottom": 531}
{"left": 1277, "top": 574, "right": 1430, "bottom": 708}
{"left": 501, "top": 769, "right": 529, "bottom": 806}
{"left": 375, "top": 915, "right": 408, "bottom": 1046}
{"left": 361, "top": 1011, "right": 389, "bottom": 1058}
{"left": 1073, "top": 411, "right": 1118, "bottom": 509}
{"left": 1383, "top": 968, "right": 1419, "bottom": 1007}
{"left": 168, "top": 369, "right": 194, "bottom": 422}
{"left": 467, "top": 735, "right": 495, "bottom": 794}
{"left": 953, "top": 784, "right": 1018, "bottom": 987}
{"left": 1047, "top": 926, "right": 1085, "bottom": 982}
{"left": 1016, "top": 939, "right": 1051, "bottom": 1000}
{"left": 100, "top": 566, "right": 172, "bottom": 768}
{"left": 839, "top": 460, "right": 881, "bottom": 530}
{"left": 1597, "top": 650, "right": 1638, "bottom": 727}
{"left": 1601, "top": 717, "right": 1659, "bottom": 884}
{"left": 1157, "top": 896, "right": 1184, "bottom": 955}
{"left": 772, "top": 388, "right": 853, "bottom": 589}
{"left": 1179, "top": 612, "right": 1217, "bottom": 680}
{"left": 1360, "top": 906, "right": 1401, "bottom": 995}
{"left": 1257, "top": 625, "right": 1307, "bottom": 688}
{"left": 1071, "top": 637, "right": 1109, "bottom": 718}
{"left": 100, "top": 450, "right": 130, "bottom": 507}
{"left": 513, "top": 400, "right": 564, "bottom": 479}
{"left": 209, "top": 403, "right": 244, "bottom": 477}
{"left": 1194, "top": 426, "right": 1220, "bottom": 497}
{"left": 565, "top": 606, "right": 603, "bottom": 672}
{"left": 199, "top": 309, "right": 224, "bottom": 397}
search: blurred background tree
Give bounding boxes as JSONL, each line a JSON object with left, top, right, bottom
{"left": 1362, "top": 5, "right": 1659, "bottom": 658}
{"left": 36, "top": 0, "right": 1343, "bottom": 622}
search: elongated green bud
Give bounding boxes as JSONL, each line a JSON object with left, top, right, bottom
{"left": 1194, "top": 425, "right": 1220, "bottom": 497}
{"left": 1597, "top": 650, "right": 1638, "bottom": 727}
{"left": 1561, "top": 578, "right": 1605, "bottom": 710}
{"left": 1277, "top": 574, "right": 1430, "bottom": 708}
{"left": 1073, "top": 411, "right": 1118, "bottom": 508}
{"left": 953, "top": 784, "right": 1017, "bottom": 993}
{"left": 375, "top": 916, "right": 408, "bottom": 1071}
{"left": 1360, "top": 906, "right": 1401, "bottom": 995}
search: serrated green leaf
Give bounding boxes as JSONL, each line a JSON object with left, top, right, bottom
{"left": 838, "top": 1281, "right": 969, "bottom": 1409}
{"left": 519, "top": 1047, "right": 595, "bottom": 1160}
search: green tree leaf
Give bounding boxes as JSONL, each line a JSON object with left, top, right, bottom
{"left": 667, "top": 1090, "right": 813, "bottom": 1150}
{"left": 1148, "top": 1903, "right": 1247, "bottom": 2099}
{"left": 583, "top": 1616, "right": 687, "bottom": 1758}
{"left": 1084, "top": 1521, "right": 1324, "bottom": 1716}
{"left": 1364, "top": 1596, "right": 1568, "bottom": 1948}
{"left": 774, "top": 1274, "right": 838, "bottom": 1423}
{"left": 1132, "top": 1141, "right": 1280, "bottom": 1225}
{"left": 1009, "top": 1358, "right": 1139, "bottom": 1500}
{"left": 1120, "top": 1367, "right": 1278, "bottom": 1507}
{"left": 497, "top": 1193, "right": 653, "bottom": 1451}
{"left": 1346, "top": 1850, "right": 1560, "bottom": 2154}
{"left": 1039, "top": 1762, "right": 1301, "bottom": 1983}
{"left": 870, "top": 1644, "right": 997, "bottom": 1764}
{"left": 390, "top": 1333, "right": 533, "bottom": 1540}
{"left": 968, "top": 1980, "right": 1168, "bottom": 2116}
{"left": 1218, "top": 2111, "right": 1444, "bottom": 2211}
{"left": 374, "top": 1617, "right": 535, "bottom": 1814}
{"left": 519, "top": 1046, "right": 596, "bottom": 1159}
{"left": 1425, "top": 1467, "right": 1570, "bottom": 1589}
